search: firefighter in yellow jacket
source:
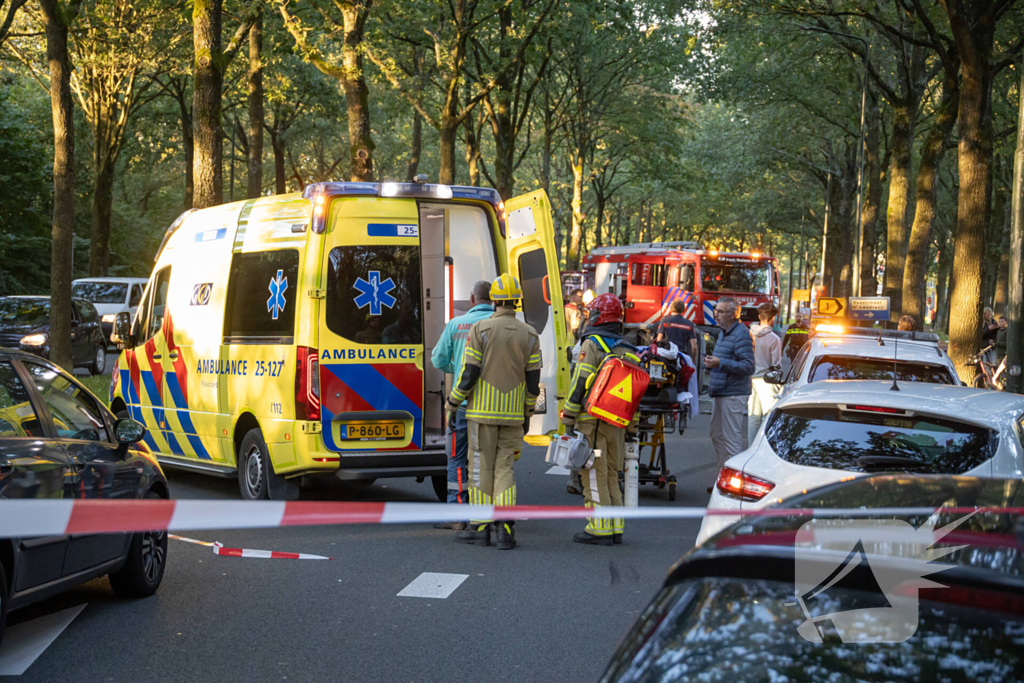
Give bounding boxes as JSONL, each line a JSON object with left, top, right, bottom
{"left": 446, "top": 273, "right": 542, "bottom": 550}
{"left": 561, "top": 293, "right": 638, "bottom": 546}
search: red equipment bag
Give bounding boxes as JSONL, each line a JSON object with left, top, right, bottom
{"left": 584, "top": 354, "right": 650, "bottom": 427}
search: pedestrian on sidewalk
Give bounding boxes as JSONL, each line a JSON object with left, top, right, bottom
{"left": 982, "top": 307, "right": 999, "bottom": 363}
{"left": 781, "top": 312, "right": 809, "bottom": 362}
{"left": 446, "top": 274, "right": 542, "bottom": 550}
{"left": 565, "top": 289, "right": 584, "bottom": 341}
{"left": 996, "top": 315, "right": 1008, "bottom": 365}
{"left": 430, "top": 281, "right": 495, "bottom": 529}
{"left": 748, "top": 303, "right": 782, "bottom": 445}
{"left": 703, "top": 297, "right": 754, "bottom": 492}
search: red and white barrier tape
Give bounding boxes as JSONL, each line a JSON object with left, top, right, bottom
{"left": 0, "top": 500, "right": 1019, "bottom": 539}
{"left": 169, "top": 534, "right": 333, "bottom": 560}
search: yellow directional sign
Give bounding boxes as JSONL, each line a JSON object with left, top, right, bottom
{"left": 817, "top": 297, "right": 846, "bottom": 316}
{"left": 792, "top": 288, "right": 810, "bottom": 303}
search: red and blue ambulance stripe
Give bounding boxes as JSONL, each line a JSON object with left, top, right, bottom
{"left": 319, "top": 362, "right": 423, "bottom": 452}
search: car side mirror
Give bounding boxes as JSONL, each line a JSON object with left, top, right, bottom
{"left": 113, "top": 311, "right": 133, "bottom": 347}
{"left": 763, "top": 368, "right": 785, "bottom": 385}
{"left": 114, "top": 418, "right": 146, "bottom": 445}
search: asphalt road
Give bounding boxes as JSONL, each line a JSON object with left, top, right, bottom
{"left": 3, "top": 415, "right": 720, "bottom": 683}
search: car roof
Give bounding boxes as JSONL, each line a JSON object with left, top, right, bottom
{"left": 778, "top": 380, "right": 1024, "bottom": 427}
{"left": 0, "top": 295, "right": 49, "bottom": 300}
{"left": 72, "top": 277, "right": 147, "bottom": 283}
{"left": 676, "top": 475, "right": 1024, "bottom": 591}
{"left": 808, "top": 335, "right": 948, "bottom": 362}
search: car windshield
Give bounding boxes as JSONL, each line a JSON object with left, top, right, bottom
{"left": 72, "top": 282, "right": 128, "bottom": 304}
{"left": 809, "top": 356, "right": 956, "bottom": 385}
{"left": 602, "top": 577, "right": 1024, "bottom": 682}
{"left": 764, "top": 406, "right": 996, "bottom": 474}
{"left": 700, "top": 262, "right": 770, "bottom": 293}
{"left": 0, "top": 299, "right": 50, "bottom": 325}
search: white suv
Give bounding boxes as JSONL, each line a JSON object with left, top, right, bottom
{"left": 773, "top": 326, "right": 960, "bottom": 399}
{"left": 71, "top": 277, "right": 147, "bottom": 344}
{"left": 696, "top": 380, "right": 1024, "bottom": 545}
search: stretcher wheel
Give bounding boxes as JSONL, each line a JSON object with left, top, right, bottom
{"left": 667, "top": 476, "right": 677, "bottom": 502}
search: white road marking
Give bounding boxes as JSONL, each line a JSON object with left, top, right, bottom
{"left": 545, "top": 465, "right": 571, "bottom": 475}
{"left": 397, "top": 572, "right": 469, "bottom": 599}
{"left": 0, "top": 604, "right": 87, "bottom": 675}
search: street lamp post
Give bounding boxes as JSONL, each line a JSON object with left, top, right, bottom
{"left": 800, "top": 25, "right": 869, "bottom": 298}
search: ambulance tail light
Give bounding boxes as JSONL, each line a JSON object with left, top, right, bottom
{"left": 295, "top": 347, "right": 321, "bottom": 421}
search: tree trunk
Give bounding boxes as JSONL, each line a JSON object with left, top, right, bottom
{"left": 942, "top": 0, "right": 996, "bottom": 379}
{"left": 993, "top": 200, "right": 1011, "bottom": 313}
{"left": 860, "top": 90, "right": 882, "bottom": 296}
{"left": 541, "top": 90, "right": 552, "bottom": 195}
{"left": 89, "top": 153, "right": 114, "bottom": 276}
{"left": 40, "top": 0, "right": 75, "bottom": 371}
{"left": 339, "top": 2, "right": 374, "bottom": 181}
{"left": 902, "top": 71, "right": 959, "bottom": 325}
{"left": 464, "top": 119, "right": 480, "bottom": 187}
{"left": 193, "top": 0, "right": 223, "bottom": 209}
{"left": 405, "top": 111, "right": 422, "bottom": 182}
{"left": 567, "top": 151, "right": 585, "bottom": 269}
{"left": 935, "top": 231, "right": 953, "bottom": 332}
{"left": 247, "top": 12, "right": 263, "bottom": 199}
{"left": 184, "top": 124, "right": 194, "bottom": 208}
{"left": 838, "top": 147, "right": 857, "bottom": 298}
{"left": 594, "top": 194, "right": 606, "bottom": 248}
{"left": 271, "top": 132, "right": 286, "bottom": 194}
{"left": 883, "top": 102, "right": 917, "bottom": 316}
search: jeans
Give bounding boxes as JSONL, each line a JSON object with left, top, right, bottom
{"left": 446, "top": 404, "right": 469, "bottom": 504}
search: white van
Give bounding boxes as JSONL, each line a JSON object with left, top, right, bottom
{"left": 72, "top": 277, "right": 148, "bottom": 344}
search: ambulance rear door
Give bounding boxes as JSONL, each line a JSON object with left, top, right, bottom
{"left": 504, "top": 190, "right": 568, "bottom": 442}
{"left": 316, "top": 198, "right": 426, "bottom": 454}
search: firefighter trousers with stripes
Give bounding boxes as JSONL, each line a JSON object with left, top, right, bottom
{"left": 467, "top": 421, "right": 523, "bottom": 525}
{"left": 577, "top": 420, "right": 625, "bottom": 536}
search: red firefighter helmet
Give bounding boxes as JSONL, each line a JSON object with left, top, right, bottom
{"left": 588, "top": 293, "right": 623, "bottom": 326}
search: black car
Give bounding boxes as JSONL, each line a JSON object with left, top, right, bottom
{"left": 0, "top": 296, "right": 108, "bottom": 375}
{"left": 0, "top": 349, "right": 169, "bottom": 646}
{"left": 602, "top": 475, "right": 1024, "bottom": 681}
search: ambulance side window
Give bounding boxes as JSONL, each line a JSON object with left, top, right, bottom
{"left": 223, "top": 250, "right": 299, "bottom": 342}
{"left": 518, "top": 249, "right": 549, "bottom": 335}
{"left": 325, "top": 246, "right": 422, "bottom": 345}
{"left": 148, "top": 268, "right": 172, "bottom": 341}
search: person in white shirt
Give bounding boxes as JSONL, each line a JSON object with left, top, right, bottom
{"left": 748, "top": 302, "right": 782, "bottom": 445}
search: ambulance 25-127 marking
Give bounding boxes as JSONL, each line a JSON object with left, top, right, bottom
{"left": 254, "top": 360, "right": 285, "bottom": 377}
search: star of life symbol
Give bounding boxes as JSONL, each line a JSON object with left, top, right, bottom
{"left": 267, "top": 269, "right": 288, "bottom": 320}
{"left": 792, "top": 511, "right": 977, "bottom": 643}
{"left": 353, "top": 270, "right": 397, "bottom": 316}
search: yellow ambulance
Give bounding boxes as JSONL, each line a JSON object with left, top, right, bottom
{"left": 110, "top": 182, "right": 568, "bottom": 500}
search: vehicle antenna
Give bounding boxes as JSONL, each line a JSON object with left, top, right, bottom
{"left": 890, "top": 335, "right": 900, "bottom": 391}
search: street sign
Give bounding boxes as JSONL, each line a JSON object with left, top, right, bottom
{"left": 792, "top": 288, "right": 810, "bottom": 302}
{"left": 849, "top": 296, "right": 891, "bottom": 321}
{"left": 817, "top": 297, "right": 846, "bottom": 316}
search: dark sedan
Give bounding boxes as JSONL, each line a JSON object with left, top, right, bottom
{"left": 0, "top": 349, "right": 169, "bottom": 646}
{"left": 0, "top": 296, "right": 108, "bottom": 375}
{"left": 601, "top": 475, "right": 1024, "bottom": 681}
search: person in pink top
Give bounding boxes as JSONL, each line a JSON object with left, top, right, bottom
{"left": 747, "top": 302, "right": 782, "bottom": 445}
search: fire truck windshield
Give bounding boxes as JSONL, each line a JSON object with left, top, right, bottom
{"left": 700, "top": 262, "right": 771, "bottom": 294}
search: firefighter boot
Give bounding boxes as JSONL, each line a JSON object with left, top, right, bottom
{"left": 573, "top": 531, "right": 613, "bottom": 547}
{"left": 456, "top": 523, "right": 492, "bottom": 546}
{"left": 496, "top": 521, "right": 516, "bottom": 550}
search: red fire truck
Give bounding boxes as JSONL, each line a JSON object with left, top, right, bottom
{"left": 581, "top": 241, "right": 781, "bottom": 330}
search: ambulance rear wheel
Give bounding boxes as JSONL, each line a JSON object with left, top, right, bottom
{"left": 431, "top": 475, "right": 447, "bottom": 502}
{"left": 238, "top": 431, "right": 270, "bottom": 500}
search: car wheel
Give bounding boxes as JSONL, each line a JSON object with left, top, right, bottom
{"left": 237, "top": 428, "right": 300, "bottom": 501}
{"left": 90, "top": 345, "right": 106, "bottom": 375}
{"left": 431, "top": 475, "right": 447, "bottom": 502}
{"left": 109, "top": 491, "right": 167, "bottom": 599}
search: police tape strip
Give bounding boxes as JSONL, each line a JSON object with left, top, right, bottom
{"left": 169, "top": 534, "right": 333, "bottom": 560}
{"left": 1, "top": 500, "right": 1022, "bottom": 539}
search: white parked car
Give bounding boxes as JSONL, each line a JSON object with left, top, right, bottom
{"left": 774, "top": 326, "right": 961, "bottom": 399}
{"left": 696, "top": 380, "right": 1024, "bottom": 545}
{"left": 71, "top": 277, "right": 147, "bottom": 344}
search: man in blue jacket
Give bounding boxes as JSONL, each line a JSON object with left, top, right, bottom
{"left": 703, "top": 297, "right": 755, "bottom": 486}
{"left": 430, "top": 280, "right": 495, "bottom": 525}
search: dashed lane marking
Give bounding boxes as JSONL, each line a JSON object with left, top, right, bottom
{"left": 397, "top": 572, "right": 469, "bottom": 599}
{"left": 545, "top": 465, "right": 571, "bottom": 475}
{"left": 0, "top": 604, "right": 86, "bottom": 675}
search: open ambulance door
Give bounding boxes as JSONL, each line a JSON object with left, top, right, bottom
{"left": 504, "top": 190, "right": 569, "bottom": 445}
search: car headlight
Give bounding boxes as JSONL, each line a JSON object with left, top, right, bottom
{"left": 101, "top": 314, "right": 116, "bottom": 323}
{"left": 20, "top": 333, "right": 47, "bottom": 347}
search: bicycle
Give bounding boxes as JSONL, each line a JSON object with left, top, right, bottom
{"left": 967, "top": 344, "right": 1006, "bottom": 390}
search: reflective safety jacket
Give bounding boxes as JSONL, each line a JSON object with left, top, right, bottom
{"left": 448, "top": 307, "right": 542, "bottom": 425}
{"left": 431, "top": 303, "right": 495, "bottom": 406}
{"left": 562, "top": 329, "right": 641, "bottom": 428}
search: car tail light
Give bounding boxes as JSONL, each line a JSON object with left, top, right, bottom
{"left": 845, "top": 404, "right": 907, "bottom": 415}
{"left": 716, "top": 466, "right": 775, "bottom": 501}
{"left": 295, "top": 346, "right": 320, "bottom": 421}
